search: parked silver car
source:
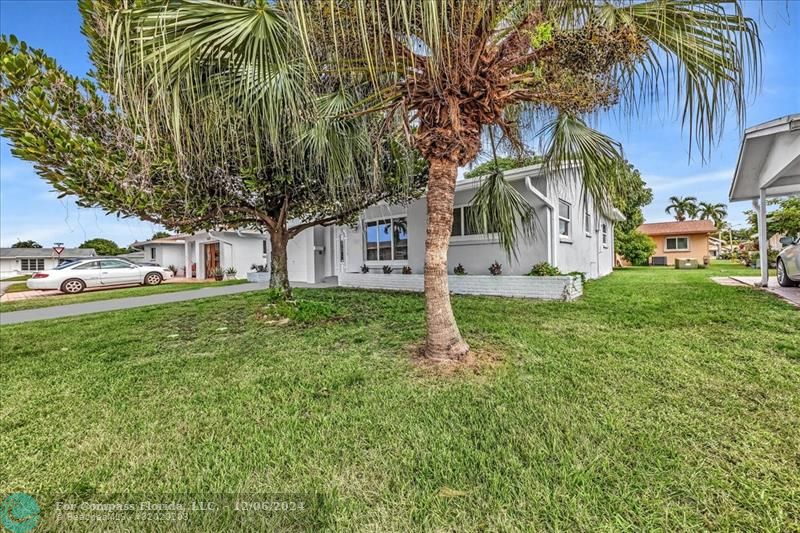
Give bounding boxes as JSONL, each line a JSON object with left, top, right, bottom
{"left": 26, "top": 258, "right": 173, "bottom": 294}
{"left": 777, "top": 235, "right": 800, "bottom": 287}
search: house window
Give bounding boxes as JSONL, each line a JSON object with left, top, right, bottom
{"left": 451, "top": 205, "right": 499, "bottom": 237}
{"left": 665, "top": 236, "right": 689, "bottom": 251}
{"left": 602, "top": 224, "right": 609, "bottom": 247}
{"left": 365, "top": 217, "right": 407, "bottom": 261}
{"left": 559, "top": 200, "right": 571, "bottom": 239}
{"left": 584, "top": 200, "right": 592, "bottom": 236}
{"left": 20, "top": 258, "right": 45, "bottom": 271}
{"left": 150, "top": 247, "right": 156, "bottom": 260}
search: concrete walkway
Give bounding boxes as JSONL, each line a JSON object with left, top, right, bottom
{"left": 0, "top": 281, "right": 335, "bottom": 325}
{"left": 711, "top": 276, "right": 800, "bottom": 308}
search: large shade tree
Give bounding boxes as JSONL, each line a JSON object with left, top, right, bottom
{"left": 0, "top": 5, "right": 425, "bottom": 298}
{"left": 40, "top": 0, "right": 760, "bottom": 360}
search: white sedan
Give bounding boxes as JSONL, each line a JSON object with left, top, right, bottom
{"left": 26, "top": 258, "right": 174, "bottom": 294}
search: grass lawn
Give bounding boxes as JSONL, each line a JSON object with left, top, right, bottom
{"left": 3, "top": 281, "right": 33, "bottom": 294}
{"left": 0, "top": 279, "right": 246, "bottom": 312}
{"left": 0, "top": 274, "right": 31, "bottom": 282}
{"left": 1, "top": 262, "right": 798, "bottom": 530}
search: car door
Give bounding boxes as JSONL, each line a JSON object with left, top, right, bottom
{"left": 70, "top": 260, "right": 103, "bottom": 287}
{"left": 100, "top": 259, "right": 141, "bottom": 286}
{"left": 785, "top": 240, "right": 800, "bottom": 280}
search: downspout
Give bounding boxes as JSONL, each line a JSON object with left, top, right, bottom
{"left": 754, "top": 189, "right": 770, "bottom": 287}
{"left": 525, "top": 176, "right": 556, "bottom": 267}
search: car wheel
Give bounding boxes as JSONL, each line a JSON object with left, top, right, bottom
{"left": 144, "top": 272, "right": 163, "bottom": 286}
{"left": 776, "top": 258, "right": 799, "bottom": 287}
{"left": 61, "top": 278, "right": 86, "bottom": 294}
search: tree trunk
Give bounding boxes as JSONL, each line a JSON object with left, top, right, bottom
{"left": 423, "top": 158, "right": 469, "bottom": 360}
{"left": 269, "top": 226, "right": 292, "bottom": 299}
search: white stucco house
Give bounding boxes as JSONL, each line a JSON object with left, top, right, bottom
{"left": 0, "top": 247, "right": 96, "bottom": 278}
{"left": 140, "top": 164, "right": 623, "bottom": 295}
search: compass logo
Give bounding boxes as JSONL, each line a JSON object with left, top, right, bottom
{"left": 1, "top": 493, "right": 40, "bottom": 533}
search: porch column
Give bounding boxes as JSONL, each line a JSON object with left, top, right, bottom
{"left": 184, "top": 241, "right": 191, "bottom": 278}
{"left": 757, "top": 187, "right": 769, "bottom": 287}
{"left": 194, "top": 241, "right": 201, "bottom": 279}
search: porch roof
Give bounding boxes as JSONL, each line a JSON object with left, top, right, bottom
{"left": 729, "top": 114, "right": 800, "bottom": 202}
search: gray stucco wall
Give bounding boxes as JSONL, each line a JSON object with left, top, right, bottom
{"left": 337, "top": 166, "right": 616, "bottom": 279}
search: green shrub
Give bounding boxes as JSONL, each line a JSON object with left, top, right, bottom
{"left": 453, "top": 263, "right": 467, "bottom": 275}
{"left": 617, "top": 230, "right": 656, "bottom": 266}
{"left": 528, "top": 262, "right": 561, "bottom": 276}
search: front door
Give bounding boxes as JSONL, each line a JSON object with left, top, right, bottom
{"left": 204, "top": 242, "right": 220, "bottom": 278}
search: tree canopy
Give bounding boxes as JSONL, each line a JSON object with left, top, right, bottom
{"left": 79, "top": 238, "right": 123, "bottom": 256}
{"left": 11, "top": 240, "right": 42, "bottom": 248}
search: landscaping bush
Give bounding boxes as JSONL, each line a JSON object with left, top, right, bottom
{"left": 617, "top": 230, "right": 656, "bottom": 266}
{"left": 528, "top": 262, "right": 561, "bottom": 276}
{"left": 453, "top": 264, "right": 466, "bottom": 275}
{"left": 360, "top": 264, "right": 370, "bottom": 273}
{"left": 382, "top": 265, "right": 394, "bottom": 274}
{"left": 401, "top": 266, "right": 412, "bottom": 275}
{"left": 488, "top": 261, "right": 502, "bottom": 276}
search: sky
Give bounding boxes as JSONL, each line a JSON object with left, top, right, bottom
{"left": 1, "top": 0, "right": 799, "bottom": 248}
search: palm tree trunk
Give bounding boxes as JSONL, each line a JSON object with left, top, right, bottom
{"left": 269, "top": 226, "right": 292, "bottom": 299}
{"left": 423, "top": 158, "right": 469, "bottom": 360}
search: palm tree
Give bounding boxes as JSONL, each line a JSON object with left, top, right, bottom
{"left": 697, "top": 201, "right": 728, "bottom": 227}
{"left": 109, "top": 0, "right": 760, "bottom": 360}
{"left": 665, "top": 196, "right": 699, "bottom": 222}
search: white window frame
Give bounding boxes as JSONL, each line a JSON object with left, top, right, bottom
{"left": 665, "top": 236, "right": 690, "bottom": 252}
{"left": 559, "top": 200, "right": 572, "bottom": 242}
{"left": 584, "top": 199, "right": 592, "bottom": 237}
{"left": 450, "top": 204, "right": 500, "bottom": 245}
{"left": 20, "top": 258, "right": 45, "bottom": 271}
{"left": 602, "top": 223, "right": 609, "bottom": 248}
{"left": 363, "top": 215, "right": 408, "bottom": 264}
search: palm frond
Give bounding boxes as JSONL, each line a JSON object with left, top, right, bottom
{"left": 540, "top": 113, "right": 625, "bottom": 217}
{"left": 468, "top": 167, "right": 536, "bottom": 260}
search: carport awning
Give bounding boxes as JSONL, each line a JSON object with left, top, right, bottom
{"left": 729, "top": 114, "right": 800, "bottom": 201}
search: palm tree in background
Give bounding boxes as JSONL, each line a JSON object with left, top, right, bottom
{"left": 697, "top": 201, "right": 728, "bottom": 227}
{"left": 666, "top": 196, "right": 700, "bottom": 221}
{"left": 105, "top": 0, "right": 760, "bottom": 360}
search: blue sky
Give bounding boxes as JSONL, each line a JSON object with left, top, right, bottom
{"left": 1, "top": 0, "right": 798, "bottom": 248}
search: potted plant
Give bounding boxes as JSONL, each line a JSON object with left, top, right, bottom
{"left": 382, "top": 265, "right": 394, "bottom": 274}
{"left": 401, "top": 266, "right": 412, "bottom": 275}
{"left": 225, "top": 266, "right": 238, "bottom": 279}
{"left": 488, "top": 261, "right": 502, "bottom": 276}
{"left": 361, "top": 264, "right": 370, "bottom": 273}
{"left": 212, "top": 266, "right": 225, "bottom": 281}
{"left": 453, "top": 263, "right": 466, "bottom": 275}
{"left": 247, "top": 263, "right": 269, "bottom": 283}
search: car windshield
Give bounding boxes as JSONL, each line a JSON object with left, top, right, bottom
{"left": 54, "top": 260, "right": 80, "bottom": 270}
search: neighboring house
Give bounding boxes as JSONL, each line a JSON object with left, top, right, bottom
{"left": 0, "top": 247, "right": 96, "bottom": 278}
{"left": 132, "top": 235, "right": 188, "bottom": 272}
{"left": 638, "top": 220, "right": 716, "bottom": 265}
{"left": 708, "top": 235, "right": 723, "bottom": 257}
{"left": 143, "top": 163, "right": 624, "bottom": 283}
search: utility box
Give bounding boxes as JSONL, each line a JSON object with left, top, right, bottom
{"left": 674, "top": 258, "right": 699, "bottom": 269}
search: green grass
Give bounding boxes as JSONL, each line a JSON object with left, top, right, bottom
{"left": 0, "top": 274, "right": 31, "bottom": 282}
{"left": 1, "top": 263, "right": 798, "bottom": 530}
{"left": 3, "top": 281, "right": 32, "bottom": 293}
{"left": 0, "top": 279, "right": 246, "bottom": 312}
